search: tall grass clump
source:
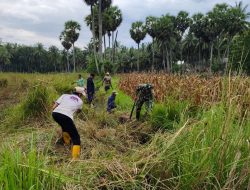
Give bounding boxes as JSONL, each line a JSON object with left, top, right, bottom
{"left": 0, "top": 145, "right": 65, "bottom": 190}
{"left": 22, "top": 85, "right": 50, "bottom": 119}
{"left": 53, "top": 82, "right": 73, "bottom": 94}
{"left": 0, "top": 84, "right": 52, "bottom": 130}
{"left": 151, "top": 98, "right": 192, "bottom": 130}
{"left": 0, "top": 78, "right": 8, "bottom": 87}
{"left": 133, "top": 76, "right": 250, "bottom": 189}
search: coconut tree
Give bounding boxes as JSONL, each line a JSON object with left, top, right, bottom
{"left": 104, "top": 6, "right": 122, "bottom": 62}
{"left": 64, "top": 20, "right": 81, "bottom": 73}
{"left": 59, "top": 31, "right": 72, "bottom": 72}
{"left": 146, "top": 16, "right": 158, "bottom": 71}
{"left": 48, "top": 45, "right": 61, "bottom": 72}
{"left": 83, "top": 0, "right": 99, "bottom": 73}
{"left": 130, "top": 21, "right": 146, "bottom": 71}
{"left": 0, "top": 46, "right": 11, "bottom": 71}
{"left": 175, "top": 11, "right": 192, "bottom": 66}
{"left": 154, "top": 15, "right": 177, "bottom": 72}
{"left": 96, "top": 0, "right": 112, "bottom": 61}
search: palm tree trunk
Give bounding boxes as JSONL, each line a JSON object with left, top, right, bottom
{"left": 103, "top": 35, "right": 106, "bottom": 59}
{"left": 209, "top": 42, "right": 214, "bottom": 73}
{"left": 91, "top": 5, "right": 99, "bottom": 74}
{"left": 111, "top": 31, "right": 114, "bottom": 63}
{"left": 108, "top": 34, "right": 111, "bottom": 49}
{"left": 198, "top": 44, "right": 201, "bottom": 67}
{"left": 137, "top": 43, "right": 140, "bottom": 72}
{"left": 162, "top": 48, "right": 166, "bottom": 72}
{"left": 98, "top": 0, "right": 103, "bottom": 61}
{"left": 112, "top": 30, "right": 118, "bottom": 64}
{"left": 169, "top": 49, "right": 173, "bottom": 73}
{"left": 66, "top": 50, "right": 70, "bottom": 72}
{"left": 72, "top": 43, "right": 76, "bottom": 72}
{"left": 151, "top": 38, "right": 155, "bottom": 72}
{"left": 224, "top": 39, "right": 231, "bottom": 73}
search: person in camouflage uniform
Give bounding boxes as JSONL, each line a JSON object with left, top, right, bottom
{"left": 135, "top": 84, "right": 153, "bottom": 120}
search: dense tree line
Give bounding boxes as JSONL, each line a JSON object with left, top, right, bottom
{"left": 0, "top": 1, "right": 249, "bottom": 74}
{"left": 0, "top": 42, "right": 88, "bottom": 73}
{"left": 127, "top": 1, "right": 250, "bottom": 74}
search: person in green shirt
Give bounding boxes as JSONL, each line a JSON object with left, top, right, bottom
{"left": 73, "top": 74, "right": 84, "bottom": 87}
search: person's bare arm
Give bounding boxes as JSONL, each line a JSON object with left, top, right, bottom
{"left": 76, "top": 109, "right": 82, "bottom": 113}
{"left": 52, "top": 102, "right": 59, "bottom": 111}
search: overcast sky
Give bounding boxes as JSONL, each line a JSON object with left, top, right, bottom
{"left": 0, "top": 0, "right": 249, "bottom": 49}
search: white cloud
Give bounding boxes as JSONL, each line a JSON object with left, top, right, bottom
{"left": 0, "top": 0, "right": 249, "bottom": 48}
{"left": 0, "top": 26, "right": 60, "bottom": 46}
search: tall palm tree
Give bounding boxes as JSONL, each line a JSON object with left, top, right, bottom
{"left": 104, "top": 6, "right": 122, "bottom": 62}
{"left": 146, "top": 16, "right": 158, "bottom": 71}
{"left": 64, "top": 20, "right": 81, "bottom": 73}
{"left": 130, "top": 21, "right": 146, "bottom": 72}
{"left": 59, "top": 31, "right": 72, "bottom": 72}
{"left": 97, "top": 0, "right": 112, "bottom": 62}
{"left": 175, "top": 11, "right": 192, "bottom": 66}
{"left": 48, "top": 45, "right": 60, "bottom": 72}
{"left": 83, "top": 0, "right": 99, "bottom": 73}
{"left": 154, "top": 15, "right": 177, "bottom": 72}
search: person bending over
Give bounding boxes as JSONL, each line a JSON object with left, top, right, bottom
{"left": 52, "top": 87, "right": 84, "bottom": 159}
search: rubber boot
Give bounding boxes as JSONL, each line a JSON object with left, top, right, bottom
{"left": 72, "top": 145, "right": 81, "bottom": 160}
{"left": 63, "top": 132, "right": 71, "bottom": 145}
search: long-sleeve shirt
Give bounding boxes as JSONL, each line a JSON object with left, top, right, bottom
{"left": 107, "top": 94, "right": 116, "bottom": 112}
{"left": 87, "top": 77, "right": 95, "bottom": 94}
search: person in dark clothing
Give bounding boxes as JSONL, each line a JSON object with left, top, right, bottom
{"left": 87, "top": 73, "right": 95, "bottom": 104}
{"left": 135, "top": 84, "right": 153, "bottom": 120}
{"left": 107, "top": 91, "right": 118, "bottom": 113}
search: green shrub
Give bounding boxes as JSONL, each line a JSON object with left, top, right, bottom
{"left": 22, "top": 85, "right": 50, "bottom": 119}
{"left": 20, "top": 79, "right": 29, "bottom": 89}
{"left": 0, "top": 78, "right": 8, "bottom": 87}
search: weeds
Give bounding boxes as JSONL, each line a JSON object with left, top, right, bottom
{"left": 0, "top": 73, "right": 249, "bottom": 189}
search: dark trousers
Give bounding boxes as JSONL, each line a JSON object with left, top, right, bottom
{"left": 52, "top": 112, "right": 80, "bottom": 145}
{"left": 87, "top": 92, "right": 94, "bottom": 104}
{"left": 105, "top": 86, "right": 110, "bottom": 92}
{"left": 136, "top": 99, "right": 153, "bottom": 120}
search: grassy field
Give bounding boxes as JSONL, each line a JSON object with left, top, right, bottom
{"left": 0, "top": 72, "right": 249, "bottom": 189}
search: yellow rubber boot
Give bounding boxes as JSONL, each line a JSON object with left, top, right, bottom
{"left": 63, "top": 132, "right": 71, "bottom": 145}
{"left": 72, "top": 145, "right": 81, "bottom": 160}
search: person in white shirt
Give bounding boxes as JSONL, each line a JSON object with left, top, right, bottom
{"left": 52, "top": 87, "right": 84, "bottom": 159}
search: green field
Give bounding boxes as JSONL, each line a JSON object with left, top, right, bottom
{"left": 0, "top": 73, "right": 249, "bottom": 190}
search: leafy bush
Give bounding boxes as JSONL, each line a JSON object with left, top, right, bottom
{"left": 22, "top": 85, "right": 50, "bottom": 119}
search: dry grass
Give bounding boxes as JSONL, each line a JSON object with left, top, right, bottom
{"left": 119, "top": 73, "right": 250, "bottom": 109}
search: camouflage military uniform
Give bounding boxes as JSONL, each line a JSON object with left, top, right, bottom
{"left": 135, "top": 84, "right": 153, "bottom": 120}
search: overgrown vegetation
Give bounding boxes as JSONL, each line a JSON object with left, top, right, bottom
{"left": 0, "top": 73, "right": 249, "bottom": 189}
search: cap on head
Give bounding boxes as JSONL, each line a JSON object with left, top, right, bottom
{"left": 75, "top": 87, "right": 85, "bottom": 95}
{"left": 112, "top": 90, "right": 118, "bottom": 95}
{"left": 106, "top": 72, "right": 110, "bottom": 76}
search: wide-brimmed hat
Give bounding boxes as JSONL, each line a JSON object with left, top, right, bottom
{"left": 75, "top": 87, "right": 85, "bottom": 95}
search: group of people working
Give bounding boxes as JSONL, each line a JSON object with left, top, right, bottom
{"left": 51, "top": 73, "right": 153, "bottom": 159}
{"left": 51, "top": 72, "right": 116, "bottom": 159}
